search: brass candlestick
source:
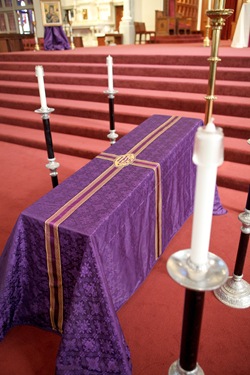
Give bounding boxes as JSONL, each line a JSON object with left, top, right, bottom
{"left": 203, "top": 17, "right": 211, "bottom": 47}
{"left": 204, "top": 1, "right": 234, "bottom": 124}
{"left": 32, "top": 21, "right": 40, "bottom": 51}
{"left": 68, "top": 20, "right": 75, "bottom": 50}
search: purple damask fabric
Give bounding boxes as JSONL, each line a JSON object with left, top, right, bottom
{"left": 0, "top": 115, "right": 225, "bottom": 374}
{"left": 44, "top": 26, "right": 70, "bottom": 50}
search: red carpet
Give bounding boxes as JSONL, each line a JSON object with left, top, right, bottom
{"left": 0, "top": 41, "right": 249, "bottom": 191}
{"left": 0, "top": 42, "right": 249, "bottom": 374}
{"left": 0, "top": 140, "right": 249, "bottom": 374}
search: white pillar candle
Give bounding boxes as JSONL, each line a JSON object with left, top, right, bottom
{"left": 208, "top": 0, "right": 212, "bottom": 10}
{"left": 35, "top": 65, "right": 47, "bottom": 111}
{"left": 68, "top": 10, "right": 71, "bottom": 22}
{"left": 106, "top": 55, "right": 114, "bottom": 92}
{"left": 190, "top": 119, "right": 224, "bottom": 266}
{"left": 214, "top": 0, "right": 225, "bottom": 10}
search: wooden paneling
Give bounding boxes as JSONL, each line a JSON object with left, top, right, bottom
{"left": 0, "top": 34, "right": 24, "bottom": 52}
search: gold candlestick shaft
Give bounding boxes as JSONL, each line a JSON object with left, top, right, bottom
{"left": 32, "top": 21, "right": 40, "bottom": 51}
{"left": 68, "top": 20, "right": 75, "bottom": 50}
{"left": 204, "top": 3, "right": 234, "bottom": 124}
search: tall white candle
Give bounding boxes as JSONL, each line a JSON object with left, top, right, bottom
{"left": 106, "top": 55, "right": 114, "bottom": 92}
{"left": 208, "top": 0, "right": 212, "bottom": 10}
{"left": 68, "top": 10, "right": 71, "bottom": 22}
{"left": 35, "top": 65, "right": 47, "bottom": 111}
{"left": 190, "top": 119, "right": 224, "bottom": 266}
{"left": 214, "top": 0, "right": 225, "bottom": 9}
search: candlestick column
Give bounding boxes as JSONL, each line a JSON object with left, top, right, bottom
{"left": 214, "top": 186, "right": 250, "bottom": 308}
{"left": 119, "top": 0, "right": 135, "bottom": 44}
{"left": 167, "top": 120, "right": 228, "bottom": 375}
{"left": 204, "top": 1, "right": 233, "bottom": 124}
{"left": 35, "top": 66, "right": 59, "bottom": 188}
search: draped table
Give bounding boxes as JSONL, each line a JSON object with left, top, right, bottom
{"left": 0, "top": 115, "right": 225, "bottom": 374}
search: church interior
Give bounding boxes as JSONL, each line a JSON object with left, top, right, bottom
{"left": 0, "top": 1, "right": 249, "bottom": 374}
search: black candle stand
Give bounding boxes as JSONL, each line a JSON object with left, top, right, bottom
{"left": 104, "top": 89, "right": 119, "bottom": 145}
{"left": 35, "top": 107, "right": 60, "bottom": 188}
{"left": 214, "top": 185, "right": 250, "bottom": 308}
{"left": 167, "top": 250, "right": 228, "bottom": 374}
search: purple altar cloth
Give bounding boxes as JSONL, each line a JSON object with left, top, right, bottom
{"left": 44, "top": 26, "right": 70, "bottom": 51}
{"left": 0, "top": 115, "right": 225, "bottom": 374}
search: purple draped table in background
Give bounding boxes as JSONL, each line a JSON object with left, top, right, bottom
{"left": 44, "top": 26, "right": 70, "bottom": 50}
{"left": 0, "top": 115, "right": 226, "bottom": 374}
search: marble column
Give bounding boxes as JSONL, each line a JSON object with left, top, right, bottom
{"left": 119, "top": 0, "right": 135, "bottom": 44}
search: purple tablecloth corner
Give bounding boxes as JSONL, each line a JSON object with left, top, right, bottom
{"left": 44, "top": 26, "right": 70, "bottom": 51}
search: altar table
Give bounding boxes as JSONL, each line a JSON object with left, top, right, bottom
{"left": 0, "top": 115, "right": 225, "bottom": 374}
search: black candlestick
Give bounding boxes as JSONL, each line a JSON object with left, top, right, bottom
{"left": 109, "top": 97, "right": 115, "bottom": 131}
{"left": 104, "top": 89, "right": 118, "bottom": 145}
{"left": 167, "top": 250, "right": 228, "bottom": 375}
{"left": 179, "top": 290, "right": 205, "bottom": 372}
{"left": 214, "top": 185, "right": 250, "bottom": 308}
{"left": 35, "top": 108, "right": 60, "bottom": 188}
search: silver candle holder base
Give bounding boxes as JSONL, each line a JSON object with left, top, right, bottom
{"left": 107, "top": 129, "right": 119, "bottom": 145}
{"left": 46, "top": 157, "right": 60, "bottom": 177}
{"left": 214, "top": 274, "right": 250, "bottom": 309}
{"left": 35, "top": 106, "right": 54, "bottom": 117}
{"left": 167, "top": 249, "right": 228, "bottom": 292}
{"left": 169, "top": 360, "right": 204, "bottom": 375}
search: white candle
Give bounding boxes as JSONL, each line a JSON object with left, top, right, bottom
{"left": 214, "top": 0, "right": 225, "bottom": 10}
{"left": 106, "top": 55, "right": 114, "bottom": 92}
{"left": 208, "top": 0, "right": 212, "bottom": 10}
{"left": 190, "top": 119, "right": 224, "bottom": 266}
{"left": 68, "top": 10, "right": 71, "bottom": 22}
{"left": 32, "top": 10, "right": 35, "bottom": 22}
{"left": 35, "top": 65, "right": 47, "bottom": 111}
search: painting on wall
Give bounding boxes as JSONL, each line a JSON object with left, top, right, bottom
{"left": 41, "top": 0, "right": 62, "bottom": 26}
{"left": 82, "top": 9, "right": 88, "bottom": 20}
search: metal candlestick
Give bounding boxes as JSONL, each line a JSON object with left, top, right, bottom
{"left": 104, "top": 89, "right": 119, "bottom": 145}
{"left": 203, "top": 15, "right": 211, "bottom": 47}
{"left": 204, "top": 3, "right": 233, "bottom": 124}
{"left": 167, "top": 250, "right": 228, "bottom": 375}
{"left": 35, "top": 107, "right": 60, "bottom": 188}
{"left": 32, "top": 21, "right": 40, "bottom": 51}
{"left": 68, "top": 20, "right": 75, "bottom": 50}
{"left": 214, "top": 186, "right": 250, "bottom": 308}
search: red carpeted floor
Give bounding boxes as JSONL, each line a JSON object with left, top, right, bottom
{"left": 0, "top": 42, "right": 249, "bottom": 374}
{"left": 0, "top": 140, "right": 249, "bottom": 374}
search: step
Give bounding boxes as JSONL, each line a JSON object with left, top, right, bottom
{"left": 0, "top": 48, "right": 249, "bottom": 68}
{"left": 0, "top": 72, "right": 249, "bottom": 97}
{"left": 0, "top": 62, "right": 249, "bottom": 81}
{"left": 0, "top": 124, "right": 248, "bottom": 193}
{"left": 0, "top": 107, "right": 136, "bottom": 140}
{"left": 0, "top": 93, "right": 249, "bottom": 138}
{"left": 0, "top": 82, "right": 249, "bottom": 118}
{"left": 217, "top": 161, "right": 250, "bottom": 192}
{"left": 0, "top": 123, "right": 109, "bottom": 159}
{"left": 224, "top": 137, "right": 250, "bottom": 165}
